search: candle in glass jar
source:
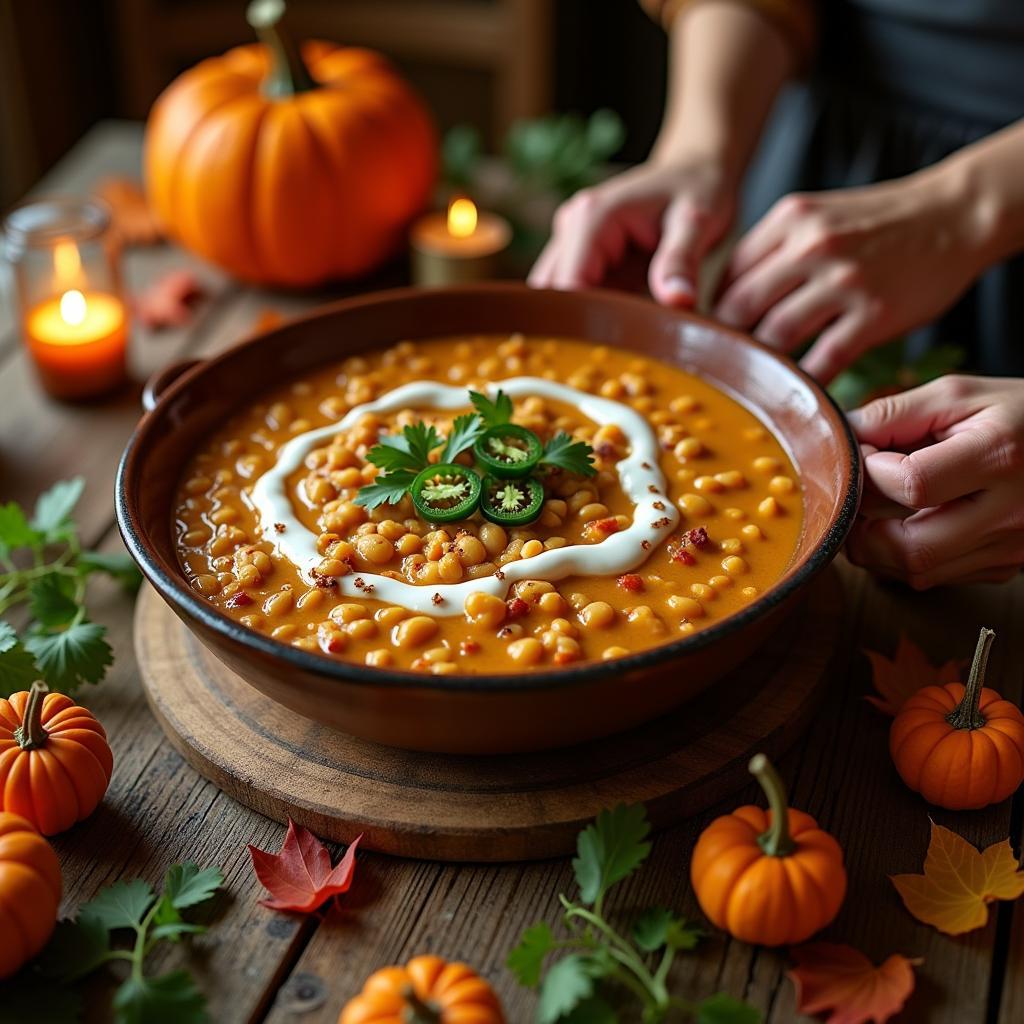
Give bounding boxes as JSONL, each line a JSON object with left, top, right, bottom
{"left": 25, "top": 287, "right": 128, "bottom": 399}
{"left": 410, "top": 198, "right": 511, "bottom": 286}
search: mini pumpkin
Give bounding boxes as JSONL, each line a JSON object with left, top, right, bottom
{"left": 691, "top": 753, "right": 846, "bottom": 947}
{"left": 891, "top": 627, "right": 1024, "bottom": 810}
{"left": 0, "top": 681, "right": 113, "bottom": 835}
{"left": 0, "top": 811, "right": 62, "bottom": 978}
{"left": 339, "top": 954, "right": 505, "bottom": 1024}
{"left": 145, "top": 0, "right": 437, "bottom": 286}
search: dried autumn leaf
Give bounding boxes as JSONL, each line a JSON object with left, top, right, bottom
{"left": 95, "top": 177, "right": 163, "bottom": 246}
{"left": 788, "top": 943, "right": 920, "bottom": 1024}
{"left": 248, "top": 818, "right": 361, "bottom": 913}
{"left": 135, "top": 269, "right": 206, "bottom": 330}
{"left": 864, "top": 635, "right": 962, "bottom": 716}
{"left": 891, "top": 820, "right": 1024, "bottom": 935}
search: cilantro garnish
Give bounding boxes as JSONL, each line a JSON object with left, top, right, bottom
{"left": 540, "top": 432, "right": 597, "bottom": 477}
{"left": 507, "top": 805, "right": 756, "bottom": 1023}
{"left": 18, "top": 862, "right": 225, "bottom": 1024}
{"left": 441, "top": 412, "right": 484, "bottom": 464}
{"left": 469, "top": 388, "right": 514, "bottom": 427}
{"left": 0, "top": 478, "right": 141, "bottom": 696}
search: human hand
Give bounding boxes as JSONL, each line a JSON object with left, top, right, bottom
{"left": 846, "top": 375, "right": 1024, "bottom": 589}
{"left": 714, "top": 170, "right": 988, "bottom": 382}
{"left": 529, "top": 157, "right": 735, "bottom": 306}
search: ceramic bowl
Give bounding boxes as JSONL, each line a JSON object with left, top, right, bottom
{"left": 117, "top": 284, "right": 860, "bottom": 753}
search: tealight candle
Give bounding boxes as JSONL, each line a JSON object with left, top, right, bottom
{"left": 410, "top": 197, "right": 511, "bottom": 286}
{"left": 4, "top": 198, "right": 129, "bottom": 400}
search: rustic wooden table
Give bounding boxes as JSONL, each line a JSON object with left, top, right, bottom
{"left": 3, "top": 121, "right": 1023, "bottom": 1024}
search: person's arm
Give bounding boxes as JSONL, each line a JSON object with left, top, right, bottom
{"left": 530, "top": 1, "right": 799, "bottom": 303}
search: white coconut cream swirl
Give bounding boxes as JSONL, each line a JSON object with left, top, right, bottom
{"left": 249, "top": 378, "right": 678, "bottom": 617}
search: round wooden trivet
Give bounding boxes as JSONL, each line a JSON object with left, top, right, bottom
{"left": 134, "top": 570, "right": 842, "bottom": 862}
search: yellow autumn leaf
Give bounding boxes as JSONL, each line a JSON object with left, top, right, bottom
{"left": 891, "top": 820, "right": 1024, "bottom": 935}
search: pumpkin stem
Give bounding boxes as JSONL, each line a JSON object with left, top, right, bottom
{"left": 14, "top": 680, "right": 49, "bottom": 750}
{"left": 400, "top": 984, "right": 442, "bottom": 1024}
{"left": 247, "top": 0, "right": 317, "bottom": 98}
{"left": 947, "top": 627, "right": 995, "bottom": 731}
{"left": 749, "top": 753, "right": 794, "bottom": 858}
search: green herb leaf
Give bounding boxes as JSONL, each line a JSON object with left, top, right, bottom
{"left": 538, "top": 954, "right": 595, "bottom": 1024}
{"left": 470, "top": 389, "right": 513, "bottom": 427}
{"left": 402, "top": 422, "right": 445, "bottom": 467}
{"left": 366, "top": 435, "right": 420, "bottom": 475}
{"left": 0, "top": 501, "right": 42, "bottom": 555}
{"left": 695, "top": 992, "right": 762, "bottom": 1024}
{"left": 632, "top": 906, "right": 702, "bottom": 952}
{"left": 149, "top": 921, "right": 208, "bottom": 943}
{"left": 541, "top": 433, "right": 596, "bottom": 478}
{"left": 39, "top": 915, "right": 112, "bottom": 982}
{"left": 29, "top": 574, "right": 80, "bottom": 628}
{"left": 559, "top": 996, "right": 618, "bottom": 1024}
{"left": 0, "top": 980, "right": 82, "bottom": 1024}
{"left": 78, "top": 550, "right": 143, "bottom": 593}
{"left": 163, "top": 863, "right": 224, "bottom": 911}
{"left": 0, "top": 622, "right": 40, "bottom": 696}
{"left": 440, "top": 412, "right": 484, "bottom": 463}
{"left": 25, "top": 620, "right": 114, "bottom": 694}
{"left": 113, "top": 970, "right": 208, "bottom": 1024}
{"left": 507, "top": 921, "right": 555, "bottom": 987}
{"left": 572, "top": 804, "right": 651, "bottom": 907}
{"left": 354, "top": 470, "right": 418, "bottom": 510}
{"left": 32, "top": 477, "right": 85, "bottom": 541}
{"left": 79, "top": 878, "right": 155, "bottom": 931}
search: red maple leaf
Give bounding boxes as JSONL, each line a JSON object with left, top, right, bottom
{"left": 864, "top": 635, "right": 964, "bottom": 717}
{"left": 135, "top": 269, "right": 206, "bottom": 330}
{"left": 248, "top": 818, "right": 361, "bottom": 913}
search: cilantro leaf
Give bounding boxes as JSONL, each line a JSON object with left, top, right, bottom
{"left": 0, "top": 501, "right": 42, "bottom": 555}
{"left": 113, "top": 970, "right": 208, "bottom": 1024}
{"left": 695, "top": 993, "right": 761, "bottom": 1024}
{"left": 366, "top": 434, "right": 421, "bottom": 475}
{"left": 470, "top": 388, "right": 513, "bottom": 427}
{"left": 25, "top": 620, "right": 113, "bottom": 693}
{"left": 507, "top": 921, "right": 554, "bottom": 987}
{"left": 78, "top": 550, "right": 143, "bottom": 593}
{"left": 163, "top": 862, "right": 224, "bottom": 911}
{"left": 538, "top": 954, "right": 595, "bottom": 1024}
{"left": 29, "top": 574, "right": 80, "bottom": 628}
{"left": 632, "top": 907, "right": 702, "bottom": 952}
{"left": 354, "top": 470, "right": 417, "bottom": 510}
{"left": 0, "top": 622, "right": 40, "bottom": 696}
{"left": 560, "top": 996, "right": 618, "bottom": 1024}
{"left": 440, "top": 412, "right": 483, "bottom": 463}
{"left": 39, "top": 914, "right": 112, "bottom": 982}
{"left": 402, "top": 422, "right": 444, "bottom": 467}
{"left": 149, "top": 921, "right": 208, "bottom": 943}
{"left": 541, "top": 433, "right": 596, "bottom": 478}
{"left": 0, "top": 980, "right": 82, "bottom": 1024}
{"left": 79, "top": 878, "right": 155, "bottom": 931}
{"left": 572, "top": 804, "right": 651, "bottom": 907}
{"left": 32, "top": 477, "right": 85, "bottom": 541}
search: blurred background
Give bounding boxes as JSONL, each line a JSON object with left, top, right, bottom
{"left": 0, "top": 0, "right": 667, "bottom": 211}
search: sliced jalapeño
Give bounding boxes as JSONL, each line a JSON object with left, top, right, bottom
{"left": 480, "top": 474, "right": 545, "bottom": 527}
{"left": 411, "top": 464, "right": 482, "bottom": 523}
{"left": 472, "top": 424, "right": 543, "bottom": 479}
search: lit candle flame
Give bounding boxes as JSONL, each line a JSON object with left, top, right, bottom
{"left": 447, "top": 198, "right": 478, "bottom": 239}
{"left": 60, "top": 289, "right": 87, "bottom": 327}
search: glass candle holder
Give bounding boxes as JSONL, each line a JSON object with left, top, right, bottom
{"left": 4, "top": 197, "right": 129, "bottom": 400}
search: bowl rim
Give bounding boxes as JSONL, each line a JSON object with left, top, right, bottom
{"left": 116, "top": 283, "right": 862, "bottom": 694}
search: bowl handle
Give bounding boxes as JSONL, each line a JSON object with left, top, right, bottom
{"left": 142, "top": 359, "right": 202, "bottom": 412}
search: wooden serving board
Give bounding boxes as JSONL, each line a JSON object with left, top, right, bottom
{"left": 134, "top": 570, "right": 843, "bottom": 862}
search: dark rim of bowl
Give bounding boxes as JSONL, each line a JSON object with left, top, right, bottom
{"left": 116, "top": 284, "right": 862, "bottom": 694}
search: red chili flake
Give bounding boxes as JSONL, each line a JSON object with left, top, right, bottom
{"left": 506, "top": 597, "right": 530, "bottom": 619}
{"left": 641, "top": 461, "right": 652, "bottom": 470}
{"left": 311, "top": 571, "right": 336, "bottom": 590}
{"left": 641, "top": 539, "right": 651, "bottom": 551}
{"left": 672, "top": 548, "right": 696, "bottom": 566}
{"left": 495, "top": 569, "right": 506, "bottom": 581}
{"left": 651, "top": 517, "right": 671, "bottom": 529}
{"left": 226, "top": 592, "right": 253, "bottom": 608}
{"left": 591, "top": 517, "right": 621, "bottom": 535}
{"left": 618, "top": 573, "right": 644, "bottom": 593}
{"left": 686, "top": 526, "right": 710, "bottom": 549}
{"left": 460, "top": 640, "right": 481, "bottom": 656}
{"left": 652, "top": 500, "right": 665, "bottom": 511}
{"left": 648, "top": 484, "right": 658, "bottom": 493}
{"left": 273, "top": 522, "right": 286, "bottom": 533}
{"left": 431, "top": 592, "right": 444, "bottom": 606}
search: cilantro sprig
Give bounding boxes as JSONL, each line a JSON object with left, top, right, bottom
{"left": 10, "top": 862, "right": 226, "bottom": 1024}
{"left": 469, "top": 388, "right": 514, "bottom": 427}
{"left": 540, "top": 432, "right": 597, "bottom": 478}
{"left": 507, "top": 805, "right": 757, "bottom": 1023}
{"left": 0, "top": 478, "right": 141, "bottom": 697}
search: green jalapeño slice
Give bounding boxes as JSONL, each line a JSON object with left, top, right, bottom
{"left": 473, "top": 424, "right": 543, "bottom": 479}
{"left": 481, "top": 475, "right": 545, "bottom": 526}
{"left": 411, "top": 464, "right": 482, "bottom": 523}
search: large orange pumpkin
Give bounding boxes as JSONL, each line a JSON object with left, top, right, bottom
{"left": 144, "top": 0, "right": 437, "bottom": 286}
{"left": 0, "top": 811, "right": 62, "bottom": 978}
{"left": 0, "top": 681, "right": 113, "bottom": 835}
{"left": 691, "top": 754, "right": 847, "bottom": 947}
{"left": 339, "top": 954, "right": 505, "bottom": 1024}
{"left": 891, "top": 627, "right": 1024, "bottom": 809}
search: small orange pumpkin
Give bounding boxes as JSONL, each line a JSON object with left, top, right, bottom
{"left": 339, "top": 954, "right": 505, "bottom": 1024}
{"left": 891, "top": 627, "right": 1024, "bottom": 810}
{"left": 0, "top": 810, "right": 62, "bottom": 978}
{"left": 0, "top": 681, "right": 113, "bottom": 835}
{"left": 690, "top": 753, "right": 846, "bottom": 947}
{"left": 144, "top": 0, "right": 437, "bottom": 286}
